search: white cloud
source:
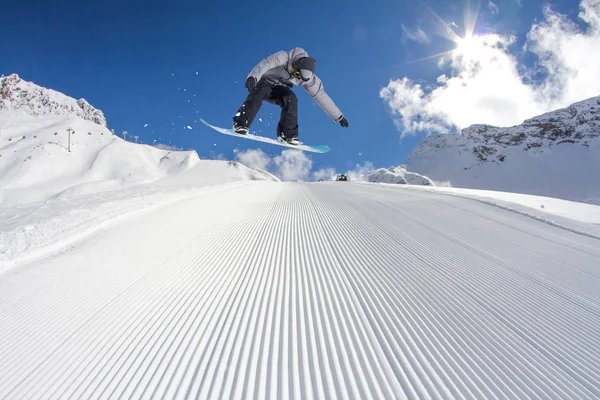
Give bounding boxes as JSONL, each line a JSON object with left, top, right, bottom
{"left": 313, "top": 167, "right": 337, "bottom": 181}
{"left": 345, "top": 162, "right": 376, "bottom": 181}
{"left": 527, "top": 0, "right": 600, "bottom": 104}
{"left": 233, "top": 150, "right": 380, "bottom": 182}
{"left": 272, "top": 150, "right": 313, "bottom": 181}
{"left": 235, "top": 148, "right": 313, "bottom": 181}
{"left": 402, "top": 24, "right": 431, "bottom": 44}
{"left": 381, "top": 0, "right": 600, "bottom": 137}
{"left": 234, "top": 149, "right": 270, "bottom": 170}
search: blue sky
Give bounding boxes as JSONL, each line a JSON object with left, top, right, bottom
{"left": 1, "top": 0, "right": 595, "bottom": 180}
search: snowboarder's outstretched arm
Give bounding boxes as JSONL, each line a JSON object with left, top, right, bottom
{"left": 247, "top": 51, "right": 289, "bottom": 82}
{"left": 303, "top": 75, "right": 345, "bottom": 124}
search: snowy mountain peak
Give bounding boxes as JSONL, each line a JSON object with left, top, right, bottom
{"left": 405, "top": 96, "right": 600, "bottom": 203}
{"left": 456, "top": 96, "right": 600, "bottom": 147}
{"left": 0, "top": 74, "right": 107, "bottom": 126}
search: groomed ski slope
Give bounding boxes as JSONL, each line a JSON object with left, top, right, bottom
{"left": 1, "top": 182, "right": 599, "bottom": 399}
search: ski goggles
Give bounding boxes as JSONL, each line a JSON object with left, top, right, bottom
{"left": 293, "top": 69, "right": 313, "bottom": 82}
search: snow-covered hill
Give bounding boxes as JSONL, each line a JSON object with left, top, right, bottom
{"left": 405, "top": 96, "right": 600, "bottom": 204}
{"left": 360, "top": 165, "right": 434, "bottom": 185}
{"left": 0, "top": 75, "right": 277, "bottom": 207}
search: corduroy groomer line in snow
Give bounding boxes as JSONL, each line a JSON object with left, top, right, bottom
{"left": 0, "top": 182, "right": 599, "bottom": 399}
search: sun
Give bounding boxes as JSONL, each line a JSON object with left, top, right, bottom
{"left": 455, "top": 34, "right": 479, "bottom": 59}
{"left": 398, "top": 2, "right": 482, "bottom": 66}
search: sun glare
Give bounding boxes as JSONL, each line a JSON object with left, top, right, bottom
{"left": 401, "top": 1, "right": 481, "bottom": 66}
{"left": 455, "top": 34, "right": 479, "bottom": 58}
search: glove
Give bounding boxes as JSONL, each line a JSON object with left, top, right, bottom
{"left": 245, "top": 77, "right": 257, "bottom": 92}
{"left": 339, "top": 116, "right": 349, "bottom": 128}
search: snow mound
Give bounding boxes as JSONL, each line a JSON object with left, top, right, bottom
{"left": 0, "top": 117, "right": 277, "bottom": 208}
{"left": 406, "top": 96, "right": 600, "bottom": 203}
{"left": 0, "top": 113, "right": 195, "bottom": 206}
{"left": 361, "top": 165, "right": 434, "bottom": 185}
{"left": 0, "top": 74, "right": 107, "bottom": 126}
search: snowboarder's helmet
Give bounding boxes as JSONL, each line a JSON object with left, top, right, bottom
{"left": 293, "top": 57, "right": 316, "bottom": 81}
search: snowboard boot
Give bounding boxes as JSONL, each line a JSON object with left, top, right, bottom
{"left": 278, "top": 135, "right": 301, "bottom": 145}
{"left": 232, "top": 112, "right": 249, "bottom": 135}
{"left": 233, "top": 122, "right": 249, "bottom": 135}
{"left": 277, "top": 124, "right": 300, "bottom": 145}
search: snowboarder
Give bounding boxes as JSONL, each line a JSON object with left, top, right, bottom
{"left": 233, "top": 47, "right": 349, "bottom": 145}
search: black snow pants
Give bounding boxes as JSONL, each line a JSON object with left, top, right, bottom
{"left": 233, "top": 79, "right": 299, "bottom": 138}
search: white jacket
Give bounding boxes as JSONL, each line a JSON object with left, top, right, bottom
{"left": 247, "top": 48, "right": 344, "bottom": 122}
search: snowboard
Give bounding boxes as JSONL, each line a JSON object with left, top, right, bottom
{"left": 200, "top": 119, "right": 330, "bottom": 153}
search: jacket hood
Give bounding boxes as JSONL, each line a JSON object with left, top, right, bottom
{"left": 288, "top": 48, "right": 310, "bottom": 69}
{"left": 294, "top": 57, "right": 316, "bottom": 73}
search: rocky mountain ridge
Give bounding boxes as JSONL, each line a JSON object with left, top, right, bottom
{"left": 405, "top": 96, "right": 600, "bottom": 203}
{"left": 0, "top": 74, "right": 107, "bottom": 126}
